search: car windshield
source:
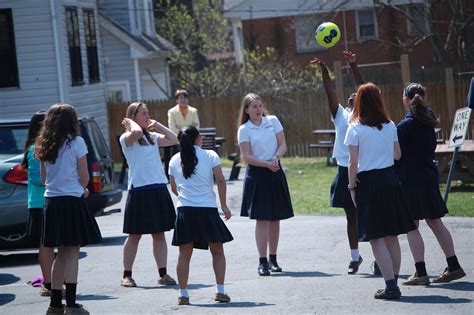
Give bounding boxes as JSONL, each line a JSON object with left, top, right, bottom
{"left": 0, "top": 126, "right": 28, "bottom": 154}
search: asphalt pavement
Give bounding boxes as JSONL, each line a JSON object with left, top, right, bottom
{"left": 0, "top": 169, "right": 473, "bottom": 314}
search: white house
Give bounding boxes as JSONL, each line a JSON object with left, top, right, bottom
{"left": 0, "top": 0, "right": 172, "bottom": 142}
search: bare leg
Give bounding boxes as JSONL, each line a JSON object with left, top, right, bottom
{"left": 255, "top": 220, "right": 269, "bottom": 257}
{"left": 268, "top": 221, "right": 280, "bottom": 255}
{"left": 51, "top": 247, "right": 66, "bottom": 290}
{"left": 39, "top": 244, "right": 55, "bottom": 283}
{"left": 426, "top": 219, "right": 455, "bottom": 257}
{"left": 370, "top": 238, "right": 395, "bottom": 281}
{"left": 209, "top": 243, "right": 226, "bottom": 285}
{"left": 384, "top": 236, "right": 401, "bottom": 276}
{"left": 123, "top": 234, "right": 141, "bottom": 271}
{"left": 63, "top": 246, "right": 80, "bottom": 283}
{"left": 152, "top": 232, "right": 168, "bottom": 269}
{"left": 176, "top": 243, "right": 193, "bottom": 289}
{"left": 407, "top": 220, "right": 425, "bottom": 263}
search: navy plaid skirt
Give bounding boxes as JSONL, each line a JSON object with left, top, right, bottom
{"left": 240, "top": 165, "right": 294, "bottom": 221}
{"left": 124, "top": 184, "right": 176, "bottom": 234}
{"left": 172, "top": 207, "right": 233, "bottom": 250}
{"left": 401, "top": 183, "right": 448, "bottom": 220}
{"left": 355, "top": 167, "right": 416, "bottom": 241}
{"left": 330, "top": 166, "right": 355, "bottom": 209}
{"left": 42, "top": 196, "right": 102, "bottom": 247}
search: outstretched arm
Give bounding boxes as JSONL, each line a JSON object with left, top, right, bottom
{"left": 310, "top": 57, "right": 339, "bottom": 118}
{"left": 343, "top": 51, "right": 363, "bottom": 85}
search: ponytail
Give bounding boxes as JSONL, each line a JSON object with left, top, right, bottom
{"left": 409, "top": 94, "right": 439, "bottom": 128}
{"left": 178, "top": 126, "right": 199, "bottom": 179}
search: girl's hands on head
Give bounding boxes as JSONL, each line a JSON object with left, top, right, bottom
{"left": 222, "top": 206, "right": 232, "bottom": 221}
{"left": 122, "top": 118, "right": 133, "bottom": 131}
{"left": 147, "top": 119, "right": 158, "bottom": 131}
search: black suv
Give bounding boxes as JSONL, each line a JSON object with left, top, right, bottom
{"left": 0, "top": 117, "right": 122, "bottom": 249}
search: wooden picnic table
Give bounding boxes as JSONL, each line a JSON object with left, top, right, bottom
{"left": 310, "top": 129, "right": 336, "bottom": 166}
{"left": 435, "top": 140, "right": 474, "bottom": 183}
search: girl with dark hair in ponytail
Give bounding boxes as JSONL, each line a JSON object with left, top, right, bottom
{"left": 397, "top": 83, "right": 465, "bottom": 286}
{"left": 22, "top": 110, "right": 56, "bottom": 297}
{"left": 169, "top": 126, "right": 233, "bottom": 305}
{"left": 119, "top": 102, "right": 178, "bottom": 288}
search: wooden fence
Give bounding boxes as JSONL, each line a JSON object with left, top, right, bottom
{"left": 107, "top": 77, "right": 473, "bottom": 163}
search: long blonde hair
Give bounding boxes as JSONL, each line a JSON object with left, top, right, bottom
{"left": 237, "top": 93, "right": 269, "bottom": 128}
{"left": 126, "top": 102, "right": 155, "bottom": 145}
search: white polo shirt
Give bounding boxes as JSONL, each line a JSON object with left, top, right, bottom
{"left": 44, "top": 136, "right": 88, "bottom": 198}
{"left": 119, "top": 132, "right": 168, "bottom": 190}
{"left": 169, "top": 146, "right": 221, "bottom": 208}
{"left": 344, "top": 121, "right": 398, "bottom": 172}
{"left": 331, "top": 104, "right": 352, "bottom": 167}
{"left": 237, "top": 115, "right": 283, "bottom": 161}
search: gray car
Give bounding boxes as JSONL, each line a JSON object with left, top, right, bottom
{"left": 0, "top": 118, "right": 122, "bottom": 250}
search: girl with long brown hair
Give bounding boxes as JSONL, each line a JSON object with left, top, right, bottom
{"left": 36, "top": 104, "right": 102, "bottom": 314}
{"left": 344, "top": 83, "right": 416, "bottom": 300}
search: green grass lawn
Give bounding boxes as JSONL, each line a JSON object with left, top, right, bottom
{"left": 114, "top": 157, "right": 474, "bottom": 217}
{"left": 281, "top": 157, "right": 474, "bottom": 217}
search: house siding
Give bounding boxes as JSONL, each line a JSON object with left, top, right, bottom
{"left": 101, "top": 28, "right": 137, "bottom": 100}
{"left": 0, "top": 0, "right": 60, "bottom": 118}
{"left": 97, "top": 0, "right": 130, "bottom": 32}
{"left": 0, "top": 0, "right": 110, "bottom": 143}
{"left": 58, "top": 1, "right": 109, "bottom": 139}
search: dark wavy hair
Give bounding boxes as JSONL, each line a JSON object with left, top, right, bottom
{"left": 21, "top": 110, "right": 47, "bottom": 169}
{"left": 178, "top": 126, "right": 199, "bottom": 179}
{"left": 126, "top": 101, "right": 155, "bottom": 146}
{"left": 35, "top": 104, "right": 80, "bottom": 163}
{"left": 351, "top": 82, "right": 390, "bottom": 130}
{"left": 404, "top": 83, "right": 439, "bottom": 127}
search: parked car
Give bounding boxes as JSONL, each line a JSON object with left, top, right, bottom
{"left": 0, "top": 117, "right": 122, "bottom": 249}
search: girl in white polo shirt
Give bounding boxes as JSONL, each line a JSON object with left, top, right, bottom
{"left": 169, "top": 126, "right": 233, "bottom": 305}
{"left": 119, "top": 102, "right": 178, "bottom": 288}
{"left": 36, "top": 104, "right": 102, "bottom": 315}
{"left": 344, "top": 83, "right": 416, "bottom": 300}
{"left": 237, "top": 93, "right": 294, "bottom": 277}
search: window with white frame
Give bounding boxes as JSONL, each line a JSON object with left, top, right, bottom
{"left": 0, "top": 9, "right": 19, "bottom": 88}
{"left": 144, "top": 0, "right": 155, "bottom": 36}
{"left": 357, "top": 9, "right": 377, "bottom": 40}
{"left": 407, "top": 4, "right": 428, "bottom": 37}
{"left": 295, "top": 14, "right": 327, "bottom": 53}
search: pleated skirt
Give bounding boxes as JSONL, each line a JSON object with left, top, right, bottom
{"left": 402, "top": 183, "right": 448, "bottom": 220}
{"left": 27, "top": 207, "right": 44, "bottom": 244}
{"left": 123, "top": 184, "right": 176, "bottom": 234}
{"left": 42, "top": 196, "right": 102, "bottom": 247}
{"left": 330, "top": 166, "right": 355, "bottom": 209}
{"left": 355, "top": 166, "right": 416, "bottom": 241}
{"left": 240, "top": 165, "right": 294, "bottom": 221}
{"left": 172, "top": 206, "right": 234, "bottom": 250}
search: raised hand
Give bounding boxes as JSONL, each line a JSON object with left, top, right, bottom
{"left": 310, "top": 57, "right": 327, "bottom": 69}
{"left": 122, "top": 118, "right": 133, "bottom": 131}
{"left": 343, "top": 50, "right": 357, "bottom": 63}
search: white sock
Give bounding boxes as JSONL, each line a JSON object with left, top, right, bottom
{"left": 351, "top": 249, "right": 360, "bottom": 262}
{"left": 216, "top": 284, "right": 225, "bottom": 294}
{"left": 179, "top": 288, "right": 189, "bottom": 297}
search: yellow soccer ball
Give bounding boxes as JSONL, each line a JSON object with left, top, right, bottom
{"left": 315, "top": 22, "right": 341, "bottom": 48}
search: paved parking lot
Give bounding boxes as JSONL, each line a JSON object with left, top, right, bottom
{"left": 0, "top": 170, "right": 473, "bottom": 314}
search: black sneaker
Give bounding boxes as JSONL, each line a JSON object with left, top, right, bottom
{"left": 269, "top": 261, "right": 282, "bottom": 272}
{"left": 374, "top": 288, "right": 401, "bottom": 300}
{"left": 372, "top": 261, "right": 382, "bottom": 276}
{"left": 348, "top": 256, "right": 363, "bottom": 275}
{"left": 258, "top": 263, "right": 271, "bottom": 276}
